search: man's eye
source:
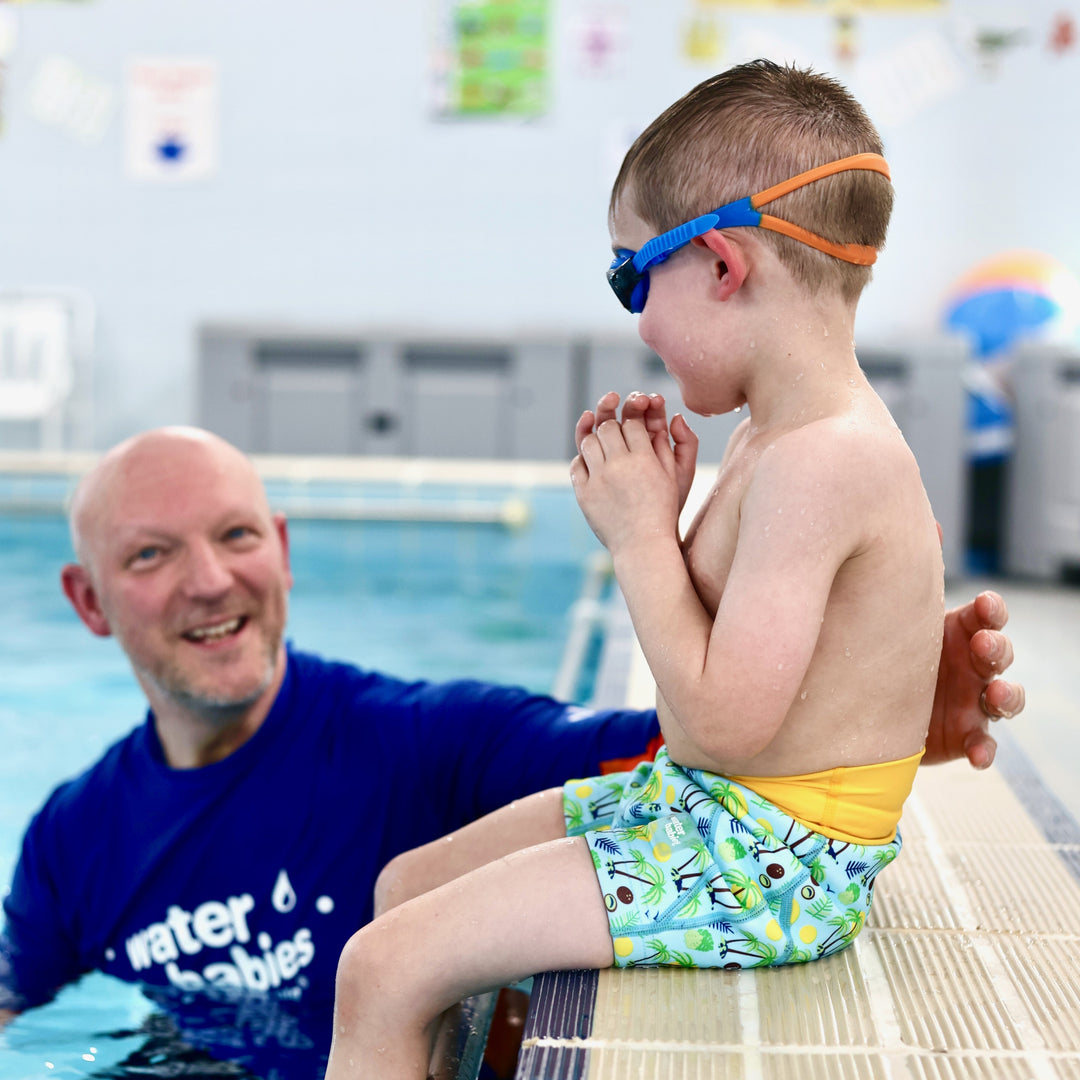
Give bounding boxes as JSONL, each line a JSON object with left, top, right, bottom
{"left": 132, "top": 546, "right": 160, "bottom": 563}
{"left": 225, "top": 526, "right": 253, "bottom": 541}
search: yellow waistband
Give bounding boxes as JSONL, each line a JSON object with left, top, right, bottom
{"left": 727, "top": 747, "right": 924, "bottom": 846}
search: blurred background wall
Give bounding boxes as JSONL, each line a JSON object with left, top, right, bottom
{"left": 0, "top": 0, "right": 1077, "bottom": 447}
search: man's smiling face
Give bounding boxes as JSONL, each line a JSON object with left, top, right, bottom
{"left": 68, "top": 429, "right": 292, "bottom": 722}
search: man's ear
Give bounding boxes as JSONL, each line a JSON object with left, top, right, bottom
{"left": 692, "top": 230, "right": 748, "bottom": 301}
{"left": 60, "top": 564, "right": 112, "bottom": 637}
{"left": 273, "top": 512, "right": 294, "bottom": 591}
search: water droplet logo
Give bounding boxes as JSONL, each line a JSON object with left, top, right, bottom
{"left": 272, "top": 869, "right": 297, "bottom": 913}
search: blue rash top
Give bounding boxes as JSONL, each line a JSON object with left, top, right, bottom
{"left": 0, "top": 646, "right": 659, "bottom": 1012}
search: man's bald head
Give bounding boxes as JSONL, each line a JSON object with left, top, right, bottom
{"left": 69, "top": 427, "right": 269, "bottom": 578}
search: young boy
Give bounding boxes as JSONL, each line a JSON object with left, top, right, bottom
{"left": 325, "top": 60, "right": 944, "bottom": 1077}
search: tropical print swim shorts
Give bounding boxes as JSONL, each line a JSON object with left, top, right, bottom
{"left": 563, "top": 746, "right": 901, "bottom": 969}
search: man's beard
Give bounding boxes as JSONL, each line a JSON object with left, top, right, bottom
{"left": 136, "top": 645, "right": 280, "bottom": 721}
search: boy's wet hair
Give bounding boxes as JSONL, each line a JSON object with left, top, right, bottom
{"left": 611, "top": 59, "right": 893, "bottom": 303}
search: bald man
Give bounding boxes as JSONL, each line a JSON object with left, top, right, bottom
{"left": 0, "top": 428, "right": 1023, "bottom": 1041}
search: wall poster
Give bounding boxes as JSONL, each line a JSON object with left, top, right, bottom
{"left": 695, "top": 0, "right": 944, "bottom": 8}
{"left": 126, "top": 58, "right": 218, "bottom": 181}
{"left": 432, "top": 0, "right": 550, "bottom": 118}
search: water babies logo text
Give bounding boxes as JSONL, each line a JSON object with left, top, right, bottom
{"left": 122, "top": 870, "right": 321, "bottom": 993}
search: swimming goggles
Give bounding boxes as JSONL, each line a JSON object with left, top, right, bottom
{"left": 606, "top": 152, "right": 891, "bottom": 313}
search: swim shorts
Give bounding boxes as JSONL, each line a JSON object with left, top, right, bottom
{"left": 563, "top": 746, "right": 901, "bottom": 969}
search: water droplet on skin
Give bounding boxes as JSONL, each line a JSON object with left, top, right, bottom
{"left": 733, "top": 405, "right": 742, "bottom": 412}
{"left": 800, "top": 691, "right": 808, "bottom": 700}
{"left": 777, "top": 663, "right": 784, "bottom": 671}
{"left": 823, "top": 327, "right": 829, "bottom": 337}
{"left": 749, "top": 340, "right": 756, "bottom": 348}
{"left": 844, "top": 648, "right": 852, "bottom": 658}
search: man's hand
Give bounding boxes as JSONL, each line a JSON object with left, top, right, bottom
{"left": 925, "top": 590, "right": 1026, "bottom": 768}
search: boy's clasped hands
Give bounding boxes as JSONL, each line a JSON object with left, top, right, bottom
{"left": 571, "top": 390, "right": 699, "bottom": 549}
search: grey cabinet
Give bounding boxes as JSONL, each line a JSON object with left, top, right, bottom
{"left": 1006, "top": 344, "right": 1080, "bottom": 579}
{"left": 198, "top": 327, "right": 577, "bottom": 460}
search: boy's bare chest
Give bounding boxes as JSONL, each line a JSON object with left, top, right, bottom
{"left": 681, "top": 462, "right": 753, "bottom": 617}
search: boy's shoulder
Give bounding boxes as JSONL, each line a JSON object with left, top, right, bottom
{"left": 754, "top": 407, "right": 900, "bottom": 470}
{"left": 740, "top": 405, "right": 919, "bottom": 520}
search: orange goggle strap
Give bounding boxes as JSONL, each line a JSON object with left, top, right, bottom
{"left": 750, "top": 152, "right": 891, "bottom": 267}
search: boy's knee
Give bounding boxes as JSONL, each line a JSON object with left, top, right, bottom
{"left": 374, "top": 847, "right": 424, "bottom": 916}
{"left": 336, "top": 921, "right": 397, "bottom": 1003}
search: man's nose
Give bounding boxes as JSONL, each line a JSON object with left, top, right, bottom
{"left": 181, "top": 541, "right": 233, "bottom": 598}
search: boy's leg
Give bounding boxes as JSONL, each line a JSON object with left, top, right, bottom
{"left": 327, "top": 834, "right": 613, "bottom": 1080}
{"left": 375, "top": 786, "right": 567, "bottom": 915}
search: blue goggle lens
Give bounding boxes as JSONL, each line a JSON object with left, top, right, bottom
{"left": 607, "top": 251, "right": 649, "bottom": 314}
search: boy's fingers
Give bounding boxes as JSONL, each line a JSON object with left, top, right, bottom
{"left": 595, "top": 392, "right": 620, "bottom": 426}
{"left": 579, "top": 431, "right": 607, "bottom": 468}
{"left": 596, "top": 418, "right": 629, "bottom": 455}
{"left": 620, "top": 392, "right": 651, "bottom": 421}
{"left": 670, "top": 412, "right": 697, "bottom": 445}
{"left": 574, "top": 410, "right": 596, "bottom": 452}
{"left": 641, "top": 394, "right": 670, "bottom": 433}
{"left": 671, "top": 415, "right": 699, "bottom": 461}
{"left": 621, "top": 417, "right": 655, "bottom": 452}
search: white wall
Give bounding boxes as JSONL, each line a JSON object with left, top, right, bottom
{"left": 0, "top": 0, "right": 1076, "bottom": 447}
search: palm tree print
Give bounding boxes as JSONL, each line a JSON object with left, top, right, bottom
{"left": 569, "top": 747, "right": 904, "bottom": 974}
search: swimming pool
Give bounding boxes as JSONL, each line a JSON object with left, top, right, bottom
{"left": 0, "top": 472, "right": 607, "bottom": 1080}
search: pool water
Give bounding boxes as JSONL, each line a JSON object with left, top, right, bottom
{"left": 0, "top": 485, "right": 602, "bottom": 1080}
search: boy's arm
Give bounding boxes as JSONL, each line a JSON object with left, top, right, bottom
{"left": 573, "top": 420, "right": 855, "bottom": 765}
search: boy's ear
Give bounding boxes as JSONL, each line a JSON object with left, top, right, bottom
{"left": 692, "top": 230, "right": 748, "bottom": 301}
